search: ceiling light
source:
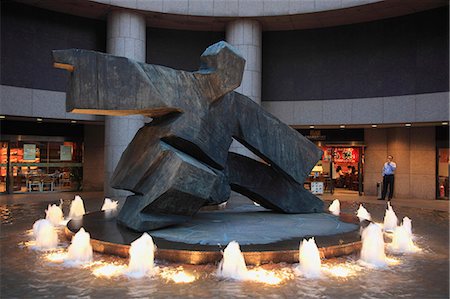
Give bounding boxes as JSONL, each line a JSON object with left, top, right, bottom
{"left": 405, "top": 123, "right": 411, "bottom": 127}
{"left": 71, "top": 120, "right": 77, "bottom": 123}
{"left": 442, "top": 122, "right": 448, "bottom": 125}
{"left": 0, "top": 116, "right": 5, "bottom": 119}
{"left": 309, "top": 125, "right": 315, "bottom": 129}
{"left": 36, "top": 118, "right": 43, "bottom": 122}
{"left": 339, "top": 125, "right": 345, "bottom": 129}
{"left": 371, "top": 124, "right": 377, "bottom": 128}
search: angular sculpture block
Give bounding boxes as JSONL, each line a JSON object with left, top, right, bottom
{"left": 53, "top": 41, "right": 324, "bottom": 232}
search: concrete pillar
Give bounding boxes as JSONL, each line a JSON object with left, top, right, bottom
{"left": 226, "top": 19, "right": 262, "bottom": 158}
{"left": 105, "top": 10, "right": 146, "bottom": 197}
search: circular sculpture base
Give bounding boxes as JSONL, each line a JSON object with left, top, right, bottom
{"left": 66, "top": 204, "right": 362, "bottom": 265}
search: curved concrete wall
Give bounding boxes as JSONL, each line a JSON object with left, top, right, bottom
{"left": 1, "top": 2, "right": 106, "bottom": 93}
{"left": 93, "top": 0, "right": 381, "bottom": 17}
{"left": 2, "top": 2, "right": 448, "bottom": 127}
{"left": 262, "top": 7, "right": 449, "bottom": 102}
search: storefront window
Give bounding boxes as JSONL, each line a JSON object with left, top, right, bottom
{"left": 0, "top": 142, "right": 7, "bottom": 193}
{"left": 306, "top": 145, "right": 364, "bottom": 195}
{"left": 6, "top": 140, "right": 83, "bottom": 193}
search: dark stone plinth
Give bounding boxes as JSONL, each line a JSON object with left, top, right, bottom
{"left": 66, "top": 204, "right": 361, "bottom": 265}
{"left": 54, "top": 41, "right": 324, "bottom": 232}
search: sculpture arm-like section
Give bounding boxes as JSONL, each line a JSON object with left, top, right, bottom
{"left": 52, "top": 41, "right": 245, "bottom": 117}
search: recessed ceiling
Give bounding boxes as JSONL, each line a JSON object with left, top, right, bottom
{"left": 14, "top": 0, "right": 449, "bottom": 31}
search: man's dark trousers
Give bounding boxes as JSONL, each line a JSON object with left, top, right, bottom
{"left": 382, "top": 174, "right": 394, "bottom": 200}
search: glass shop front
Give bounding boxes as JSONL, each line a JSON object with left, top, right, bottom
{"left": 297, "top": 128, "right": 365, "bottom": 196}
{"left": 0, "top": 119, "right": 84, "bottom": 194}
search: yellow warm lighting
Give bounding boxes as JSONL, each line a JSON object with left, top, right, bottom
{"left": 322, "top": 264, "right": 360, "bottom": 278}
{"left": 247, "top": 268, "right": 294, "bottom": 285}
{"left": 159, "top": 267, "right": 196, "bottom": 283}
{"left": 45, "top": 252, "right": 68, "bottom": 263}
{"left": 92, "top": 264, "right": 126, "bottom": 278}
{"left": 247, "top": 269, "right": 282, "bottom": 285}
{"left": 386, "top": 257, "right": 401, "bottom": 266}
{"left": 311, "top": 165, "right": 323, "bottom": 173}
{"left": 24, "top": 240, "right": 36, "bottom": 247}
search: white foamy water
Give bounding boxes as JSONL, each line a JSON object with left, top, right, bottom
{"left": 328, "top": 199, "right": 340, "bottom": 216}
{"left": 356, "top": 204, "right": 371, "bottom": 222}
{"left": 295, "top": 238, "right": 322, "bottom": 279}
{"left": 359, "top": 223, "right": 387, "bottom": 268}
{"left": 32, "top": 219, "right": 59, "bottom": 250}
{"left": 217, "top": 241, "right": 248, "bottom": 280}
{"left": 383, "top": 202, "right": 398, "bottom": 232}
{"left": 388, "top": 217, "right": 418, "bottom": 253}
{"left": 126, "top": 233, "right": 157, "bottom": 278}
{"left": 101, "top": 198, "right": 118, "bottom": 211}
{"left": 67, "top": 227, "right": 93, "bottom": 264}
{"left": 45, "top": 204, "right": 64, "bottom": 226}
{"left": 68, "top": 195, "right": 86, "bottom": 219}
{"left": 402, "top": 216, "right": 412, "bottom": 237}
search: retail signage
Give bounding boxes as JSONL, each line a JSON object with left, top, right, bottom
{"left": 23, "top": 144, "right": 36, "bottom": 161}
{"left": 332, "top": 147, "right": 359, "bottom": 163}
{"left": 306, "top": 130, "right": 326, "bottom": 141}
{"left": 311, "top": 182, "right": 324, "bottom": 194}
{"left": 60, "top": 145, "right": 72, "bottom": 161}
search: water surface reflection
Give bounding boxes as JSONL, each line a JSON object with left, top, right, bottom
{"left": 1, "top": 200, "right": 448, "bottom": 298}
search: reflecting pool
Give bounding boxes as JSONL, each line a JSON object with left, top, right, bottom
{"left": 1, "top": 197, "right": 448, "bottom": 298}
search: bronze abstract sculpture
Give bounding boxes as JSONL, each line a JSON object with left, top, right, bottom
{"left": 53, "top": 41, "right": 323, "bottom": 232}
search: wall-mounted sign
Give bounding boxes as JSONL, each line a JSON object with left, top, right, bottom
{"left": 333, "top": 148, "right": 359, "bottom": 163}
{"left": 23, "top": 144, "right": 36, "bottom": 161}
{"left": 306, "top": 130, "right": 326, "bottom": 141}
{"left": 311, "top": 182, "right": 324, "bottom": 195}
{"left": 321, "top": 147, "right": 360, "bottom": 163}
{"left": 60, "top": 145, "right": 72, "bottom": 161}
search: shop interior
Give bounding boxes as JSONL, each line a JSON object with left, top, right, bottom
{"left": 1, "top": 119, "right": 84, "bottom": 194}
{"left": 306, "top": 146, "right": 364, "bottom": 196}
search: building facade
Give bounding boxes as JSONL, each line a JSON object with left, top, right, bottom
{"left": 1, "top": 0, "right": 448, "bottom": 200}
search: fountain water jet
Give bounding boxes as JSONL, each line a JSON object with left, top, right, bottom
{"left": 359, "top": 223, "right": 387, "bottom": 268}
{"left": 101, "top": 198, "right": 118, "bottom": 211}
{"left": 32, "top": 219, "right": 59, "bottom": 250}
{"left": 402, "top": 216, "right": 412, "bottom": 237}
{"left": 68, "top": 195, "right": 86, "bottom": 219}
{"left": 383, "top": 202, "right": 398, "bottom": 232}
{"left": 125, "top": 233, "right": 157, "bottom": 278}
{"left": 45, "top": 204, "right": 64, "bottom": 226}
{"left": 389, "top": 218, "right": 418, "bottom": 253}
{"left": 328, "top": 199, "right": 340, "bottom": 216}
{"left": 356, "top": 204, "right": 371, "bottom": 222}
{"left": 67, "top": 227, "right": 93, "bottom": 264}
{"left": 295, "top": 238, "right": 322, "bottom": 278}
{"left": 217, "top": 241, "right": 248, "bottom": 280}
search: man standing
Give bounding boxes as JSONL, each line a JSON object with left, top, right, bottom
{"left": 381, "top": 155, "right": 396, "bottom": 201}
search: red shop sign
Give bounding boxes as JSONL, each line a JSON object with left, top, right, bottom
{"left": 332, "top": 148, "right": 359, "bottom": 163}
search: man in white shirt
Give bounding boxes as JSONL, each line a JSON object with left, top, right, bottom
{"left": 381, "top": 155, "right": 397, "bottom": 201}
